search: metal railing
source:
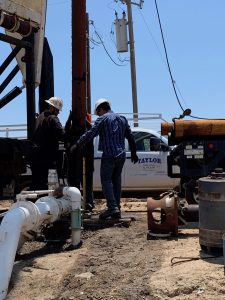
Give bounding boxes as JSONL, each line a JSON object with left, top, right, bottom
{"left": 0, "top": 113, "right": 168, "bottom": 138}
{"left": 91, "top": 112, "right": 167, "bottom": 132}
{"left": 0, "top": 124, "right": 27, "bottom": 138}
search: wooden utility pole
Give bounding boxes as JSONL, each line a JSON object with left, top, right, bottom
{"left": 86, "top": 13, "right": 91, "bottom": 114}
{"left": 126, "top": 0, "right": 139, "bottom": 127}
{"left": 71, "top": 1, "right": 90, "bottom": 211}
{"left": 72, "top": 0, "right": 86, "bottom": 127}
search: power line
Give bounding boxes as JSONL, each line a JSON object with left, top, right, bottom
{"left": 154, "top": 1, "right": 211, "bottom": 120}
{"left": 139, "top": 9, "right": 167, "bottom": 66}
{"left": 139, "top": 7, "right": 188, "bottom": 108}
{"left": 154, "top": 0, "right": 184, "bottom": 112}
{"left": 90, "top": 22, "right": 127, "bottom": 67}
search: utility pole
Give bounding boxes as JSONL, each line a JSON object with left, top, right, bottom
{"left": 69, "top": 0, "right": 87, "bottom": 206}
{"left": 86, "top": 13, "right": 91, "bottom": 114}
{"left": 72, "top": 0, "right": 86, "bottom": 127}
{"left": 126, "top": 0, "right": 138, "bottom": 127}
{"left": 118, "top": 1, "right": 143, "bottom": 127}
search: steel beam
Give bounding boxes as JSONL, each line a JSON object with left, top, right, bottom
{"left": 0, "top": 32, "right": 31, "bottom": 48}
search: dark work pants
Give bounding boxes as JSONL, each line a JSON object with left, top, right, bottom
{"left": 29, "top": 146, "right": 56, "bottom": 191}
{"left": 100, "top": 156, "right": 126, "bottom": 211}
{"left": 30, "top": 160, "right": 55, "bottom": 191}
{"left": 67, "top": 148, "right": 82, "bottom": 189}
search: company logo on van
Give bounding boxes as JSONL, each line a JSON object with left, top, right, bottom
{"left": 138, "top": 157, "right": 161, "bottom": 164}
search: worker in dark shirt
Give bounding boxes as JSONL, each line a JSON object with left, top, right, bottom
{"left": 30, "top": 96, "right": 65, "bottom": 190}
{"left": 70, "top": 98, "right": 138, "bottom": 219}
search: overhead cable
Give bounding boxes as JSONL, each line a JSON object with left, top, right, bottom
{"left": 154, "top": 1, "right": 213, "bottom": 120}
{"left": 154, "top": 0, "right": 185, "bottom": 112}
{"left": 90, "top": 22, "right": 127, "bottom": 67}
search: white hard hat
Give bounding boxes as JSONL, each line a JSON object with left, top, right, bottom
{"left": 94, "top": 98, "right": 111, "bottom": 115}
{"left": 45, "top": 96, "right": 63, "bottom": 111}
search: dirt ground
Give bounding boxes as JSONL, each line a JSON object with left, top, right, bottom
{"left": 1, "top": 199, "right": 225, "bottom": 300}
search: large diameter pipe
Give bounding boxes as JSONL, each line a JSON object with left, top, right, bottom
{"left": 161, "top": 121, "right": 174, "bottom": 136}
{"left": 161, "top": 119, "right": 225, "bottom": 138}
{"left": 0, "top": 207, "right": 34, "bottom": 299}
{"left": 0, "top": 187, "right": 81, "bottom": 299}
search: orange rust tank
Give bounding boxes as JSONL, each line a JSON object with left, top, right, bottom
{"left": 147, "top": 193, "right": 178, "bottom": 237}
{"left": 161, "top": 119, "right": 225, "bottom": 138}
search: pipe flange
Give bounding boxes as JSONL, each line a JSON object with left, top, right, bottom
{"left": 10, "top": 201, "right": 40, "bottom": 232}
{"left": 36, "top": 196, "right": 60, "bottom": 223}
{"left": 56, "top": 198, "right": 71, "bottom": 215}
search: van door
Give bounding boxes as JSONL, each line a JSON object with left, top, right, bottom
{"left": 92, "top": 136, "right": 126, "bottom": 191}
{"left": 124, "top": 131, "right": 176, "bottom": 190}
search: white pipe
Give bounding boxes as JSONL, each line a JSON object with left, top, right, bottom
{"left": 16, "top": 190, "right": 54, "bottom": 202}
{"left": 63, "top": 187, "right": 82, "bottom": 247}
{"left": 0, "top": 187, "right": 81, "bottom": 300}
{"left": 63, "top": 187, "right": 81, "bottom": 210}
{"left": 20, "top": 190, "right": 50, "bottom": 194}
{"left": 16, "top": 193, "right": 38, "bottom": 201}
{"left": 35, "top": 196, "right": 71, "bottom": 226}
{"left": 0, "top": 207, "right": 30, "bottom": 300}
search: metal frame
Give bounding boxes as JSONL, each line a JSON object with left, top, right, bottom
{"left": 0, "top": 31, "right": 35, "bottom": 139}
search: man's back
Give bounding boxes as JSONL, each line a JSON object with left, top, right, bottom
{"left": 33, "top": 111, "right": 64, "bottom": 152}
{"left": 98, "top": 112, "right": 128, "bottom": 158}
{"left": 77, "top": 110, "right": 135, "bottom": 159}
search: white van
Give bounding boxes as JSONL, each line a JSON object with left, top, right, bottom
{"left": 93, "top": 127, "right": 179, "bottom": 192}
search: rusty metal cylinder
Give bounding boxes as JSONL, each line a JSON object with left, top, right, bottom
{"left": 16, "top": 19, "right": 32, "bottom": 37}
{"left": 199, "top": 171, "right": 225, "bottom": 249}
{"left": 0, "top": 11, "right": 32, "bottom": 37}
{"left": 0, "top": 12, "right": 17, "bottom": 31}
{"left": 161, "top": 119, "right": 225, "bottom": 138}
{"left": 161, "top": 122, "right": 174, "bottom": 136}
{"left": 147, "top": 194, "right": 178, "bottom": 236}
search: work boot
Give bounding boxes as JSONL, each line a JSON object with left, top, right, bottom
{"left": 110, "top": 211, "right": 121, "bottom": 219}
{"left": 99, "top": 208, "right": 121, "bottom": 220}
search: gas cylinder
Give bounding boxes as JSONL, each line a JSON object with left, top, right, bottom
{"left": 199, "top": 169, "right": 225, "bottom": 249}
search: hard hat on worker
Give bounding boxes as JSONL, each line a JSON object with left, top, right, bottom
{"left": 94, "top": 98, "right": 111, "bottom": 115}
{"left": 45, "top": 96, "right": 63, "bottom": 111}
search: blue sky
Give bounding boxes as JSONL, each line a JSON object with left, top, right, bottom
{"left": 1, "top": 0, "right": 225, "bottom": 129}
